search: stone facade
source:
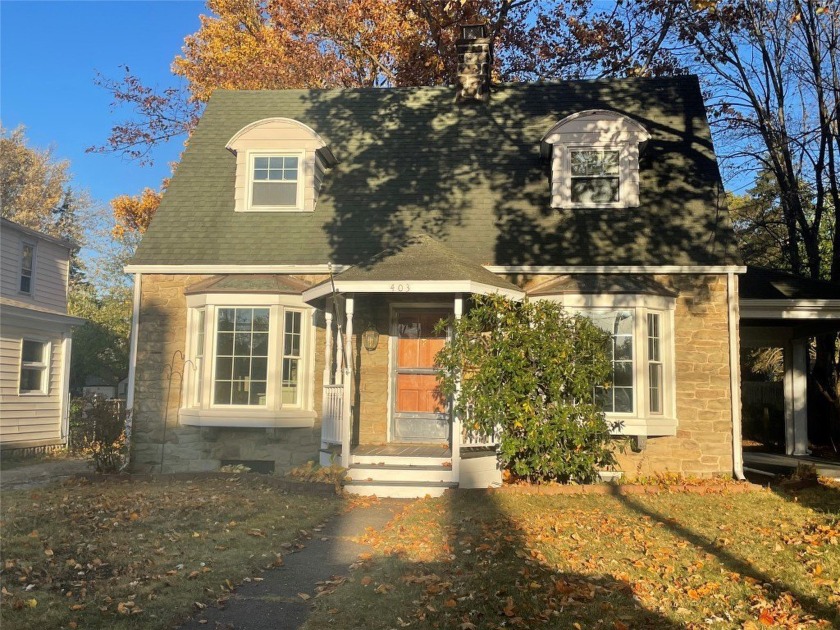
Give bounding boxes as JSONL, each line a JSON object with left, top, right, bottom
{"left": 613, "top": 274, "right": 735, "bottom": 477}
{"left": 130, "top": 274, "right": 324, "bottom": 474}
{"left": 132, "top": 273, "right": 736, "bottom": 479}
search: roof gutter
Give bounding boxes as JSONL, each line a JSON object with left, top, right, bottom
{"left": 727, "top": 271, "right": 745, "bottom": 480}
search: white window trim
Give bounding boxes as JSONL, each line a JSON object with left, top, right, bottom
{"left": 19, "top": 241, "right": 36, "bottom": 296}
{"left": 180, "top": 293, "right": 315, "bottom": 428}
{"left": 19, "top": 338, "right": 50, "bottom": 396}
{"left": 542, "top": 293, "right": 677, "bottom": 436}
{"left": 245, "top": 150, "right": 306, "bottom": 213}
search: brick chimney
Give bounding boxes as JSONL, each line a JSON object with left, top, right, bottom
{"left": 456, "top": 23, "right": 492, "bottom": 103}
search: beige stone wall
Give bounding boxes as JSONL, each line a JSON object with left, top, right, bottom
{"left": 131, "top": 274, "right": 323, "bottom": 474}
{"left": 614, "top": 274, "right": 735, "bottom": 477}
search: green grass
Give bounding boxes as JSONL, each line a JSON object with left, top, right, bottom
{"left": 0, "top": 476, "right": 340, "bottom": 629}
{"left": 305, "top": 482, "right": 840, "bottom": 629}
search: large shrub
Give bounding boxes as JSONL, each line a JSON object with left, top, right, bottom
{"left": 69, "top": 395, "right": 127, "bottom": 472}
{"left": 435, "top": 295, "right": 621, "bottom": 483}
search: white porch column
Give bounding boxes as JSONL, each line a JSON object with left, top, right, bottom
{"left": 341, "top": 295, "right": 355, "bottom": 468}
{"left": 785, "top": 337, "right": 810, "bottom": 456}
{"left": 323, "top": 309, "right": 333, "bottom": 387}
{"left": 451, "top": 295, "right": 463, "bottom": 483}
{"left": 334, "top": 299, "right": 344, "bottom": 385}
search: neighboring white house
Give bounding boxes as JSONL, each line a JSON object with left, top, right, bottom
{"left": 0, "top": 217, "right": 84, "bottom": 452}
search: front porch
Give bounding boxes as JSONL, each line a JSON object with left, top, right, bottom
{"left": 303, "top": 236, "right": 519, "bottom": 497}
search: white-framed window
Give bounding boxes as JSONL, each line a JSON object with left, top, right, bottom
{"left": 546, "top": 291, "right": 676, "bottom": 436}
{"left": 181, "top": 293, "right": 314, "bottom": 427}
{"left": 247, "top": 152, "right": 304, "bottom": 211}
{"left": 19, "top": 339, "right": 49, "bottom": 394}
{"left": 20, "top": 242, "right": 35, "bottom": 294}
{"left": 541, "top": 109, "right": 650, "bottom": 209}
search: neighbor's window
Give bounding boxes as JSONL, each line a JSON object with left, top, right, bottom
{"left": 583, "top": 310, "right": 634, "bottom": 413}
{"left": 20, "top": 243, "right": 34, "bottom": 294}
{"left": 251, "top": 155, "right": 300, "bottom": 208}
{"left": 570, "top": 149, "right": 620, "bottom": 204}
{"left": 192, "top": 308, "right": 206, "bottom": 406}
{"left": 213, "top": 307, "right": 270, "bottom": 406}
{"left": 20, "top": 340, "right": 48, "bottom": 394}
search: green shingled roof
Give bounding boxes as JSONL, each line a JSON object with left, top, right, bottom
{"left": 132, "top": 75, "right": 741, "bottom": 268}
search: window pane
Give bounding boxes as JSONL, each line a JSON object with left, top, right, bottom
{"left": 254, "top": 157, "right": 269, "bottom": 169}
{"left": 571, "top": 177, "right": 619, "bottom": 204}
{"left": 234, "top": 309, "right": 253, "bottom": 331}
{"left": 282, "top": 358, "right": 299, "bottom": 404}
{"left": 21, "top": 245, "right": 33, "bottom": 271}
{"left": 234, "top": 333, "right": 251, "bottom": 355}
{"left": 252, "top": 333, "right": 269, "bottom": 357}
{"left": 20, "top": 368, "right": 43, "bottom": 392}
{"left": 214, "top": 381, "right": 232, "bottom": 405}
{"left": 22, "top": 340, "right": 44, "bottom": 363}
{"left": 649, "top": 364, "right": 663, "bottom": 414}
{"left": 252, "top": 182, "right": 297, "bottom": 206}
{"left": 615, "top": 336, "right": 633, "bottom": 361}
{"left": 232, "top": 357, "right": 251, "bottom": 380}
{"left": 253, "top": 169, "right": 269, "bottom": 181}
{"left": 283, "top": 156, "right": 298, "bottom": 169}
{"left": 283, "top": 169, "right": 298, "bottom": 181}
{"left": 614, "top": 388, "right": 633, "bottom": 413}
{"left": 249, "top": 381, "right": 267, "bottom": 406}
{"left": 231, "top": 381, "right": 250, "bottom": 405}
{"left": 614, "top": 362, "right": 633, "bottom": 387}
{"left": 215, "top": 357, "right": 233, "bottom": 380}
{"left": 19, "top": 275, "right": 31, "bottom": 293}
{"left": 269, "top": 156, "right": 284, "bottom": 169}
{"left": 218, "top": 309, "right": 235, "bottom": 331}
{"left": 217, "top": 332, "right": 234, "bottom": 356}
{"left": 251, "top": 357, "right": 268, "bottom": 381}
{"left": 253, "top": 309, "right": 270, "bottom": 331}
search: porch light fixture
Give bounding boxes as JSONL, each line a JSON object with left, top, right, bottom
{"left": 362, "top": 323, "right": 380, "bottom": 352}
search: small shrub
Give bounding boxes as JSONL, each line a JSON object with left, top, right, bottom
{"left": 435, "top": 294, "right": 621, "bottom": 484}
{"left": 69, "top": 395, "right": 126, "bottom": 472}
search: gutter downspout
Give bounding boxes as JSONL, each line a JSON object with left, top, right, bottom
{"left": 124, "top": 273, "right": 142, "bottom": 470}
{"left": 727, "top": 272, "right": 745, "bottom": 480}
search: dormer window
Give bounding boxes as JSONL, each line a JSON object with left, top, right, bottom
{"left": 227, "top": 118, "right": 336, "bottom": 214}
{"left": 250, "top": 153, "right": 303, "bottom": 210}
{"left": 541, "top": 110, "right": 650, "bottom": 209}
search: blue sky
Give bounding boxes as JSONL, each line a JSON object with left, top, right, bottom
{"left": 1, "top": 0, "right": 204, "bottom": 207}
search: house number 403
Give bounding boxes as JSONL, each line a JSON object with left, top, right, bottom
{"left": 390, "top": 283, "right": 411, "bottom": 292}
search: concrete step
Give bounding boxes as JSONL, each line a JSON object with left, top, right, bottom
{"left": 351, "top": 454, "right": 451, "bottom": 467}
{"left": 348, "top": 463, "right": 455, "bottom": 484}
{"left": 344, "top": 479, "right": 458, "bottom": 498}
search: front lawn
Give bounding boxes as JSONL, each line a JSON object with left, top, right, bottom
{"left": 0, "top": 475, "right": 339, "bottom": 629}
{"left": 306, "top": 482, "right": 840, "bottom": 629}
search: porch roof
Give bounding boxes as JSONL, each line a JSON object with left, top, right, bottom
{"left": 528, "top": 274, "right": 678, "bottom": 297}
{"left": 184, "top": 274, "right": 311, "bottom": 295}
{"left": 740, "top": 266, "right": 840, "bottom": 321}
{"left": 302, "top": 234, "right": 524, "bottom": 304}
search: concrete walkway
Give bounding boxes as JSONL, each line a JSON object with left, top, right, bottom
{"left": 0, "top": 457, "right": 90, "bottom": 490}
{"left": 180, "top": 499, "right": 408, "bottom": 630}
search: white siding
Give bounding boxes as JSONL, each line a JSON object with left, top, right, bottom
{"left": 0, "top": 323, "right": 67, "bottom": 447}
{"left": 1, "top": 225, "right": 70, "bottom": 311}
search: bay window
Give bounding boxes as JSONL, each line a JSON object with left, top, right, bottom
{"left": 180, "top": 294, "right": 314, "bottom": 428}
{"left": 555, "top": 292, "right": 677, "bottom": 436}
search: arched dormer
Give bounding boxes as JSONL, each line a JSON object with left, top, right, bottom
{"left": 226, "top": 118, "right": 336, "bottom": 213}
{"left": 541, "top": 110, "right": 651, "bottom": 209}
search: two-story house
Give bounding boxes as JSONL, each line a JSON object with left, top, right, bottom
{"left": 0, "top": 217, "right": 84, "bottom": 453}
{"left": 125, "top": 29, "right": 840, "bottom": 495}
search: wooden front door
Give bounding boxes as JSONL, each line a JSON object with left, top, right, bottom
{"left": 392, "top": 309, "right": 450, "bottom": 442}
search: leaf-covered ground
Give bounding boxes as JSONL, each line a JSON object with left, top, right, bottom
{"left": 0, "top": 476, "right": 339, "bottom": 629}
{"left": 306, "top": 482, "right": 840, "bottom": 629}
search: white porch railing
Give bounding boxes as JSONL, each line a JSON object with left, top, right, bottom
{"left": 322, "top": 384, "right": 344, "bottom": 445}
{"left": 461, "top": 423, "right": 501, "bottom": 448}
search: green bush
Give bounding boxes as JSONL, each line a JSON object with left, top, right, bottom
{"left": 69, "top": 395, "right": 127, "bottom": 472}
{"left": 435, "top": 294, "right": 621, "bottom": 483}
